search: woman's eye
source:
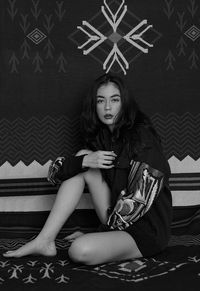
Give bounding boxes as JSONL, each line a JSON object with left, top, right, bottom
{"left": 97, "top": 99, "right": 104, "bottom": 104}
{"left": 112, "top": 98, "right": 120, "bottom": 102}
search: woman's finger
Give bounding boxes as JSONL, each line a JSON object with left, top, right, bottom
{"left": 102, "top": 155, "right": 116, "bottom": 161}
{"left": 101, "top": 159, "right": 113, "bottom": 165}
{"left": 101, "top": 151, "right": 117, "bottom": 157}
{"left": 98, "top": 158, "right": 113, "bottom": 165}
{"left": 100, "top": 164, "right": 115, "bottom": 169}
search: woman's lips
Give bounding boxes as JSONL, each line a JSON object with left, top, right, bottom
{"left": 104, "top": 114, "right": 113, "bottom": 119}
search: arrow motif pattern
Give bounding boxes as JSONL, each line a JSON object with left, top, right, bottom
{"left": 7, "top": 0, "right": 67, "bottom": 73}
{"left": 164, "top": 0, "right": 200, "bottom": 70}
{"left": 7, "top": 0, "right": 18, "bottom": 21}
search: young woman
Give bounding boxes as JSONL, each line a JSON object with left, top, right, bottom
{"left": 3, "top": 74, "right": 172, "bottom": 265}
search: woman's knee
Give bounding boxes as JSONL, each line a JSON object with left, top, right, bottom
{"left": 83, "top": 168, "right": 104, "bottom": 185}
{"left": 75, "top": 151, "right": 103, "bottom": 183}
{"left": 68, "top": 237, "right": 94, "bottom": 265}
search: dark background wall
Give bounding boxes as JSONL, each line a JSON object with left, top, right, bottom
{"left": 0, "top": 0, "right": 199, "bottom": 167}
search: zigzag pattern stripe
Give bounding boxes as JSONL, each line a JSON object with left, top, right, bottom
{"left": 0, "top": 113, "right": 200, "bottom": 165}
{"left": 151, "top": 113, "right": 200, "bottom": 160}
{"left": 0, "top": 116, "right": 82, "bottom": 166}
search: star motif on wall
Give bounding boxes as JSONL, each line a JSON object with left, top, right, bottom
{"left": 69, "top": 0, "right": 161, "bottom": 74}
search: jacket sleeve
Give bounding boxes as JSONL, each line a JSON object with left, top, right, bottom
{"left": 106, "top": 127, "right": 171, "bottom": 230}
{"left": 47, "top": 154, "right": 89, "bottom": 185}
{"left": 106, "top": 160, "right": 165, "bottom": 230}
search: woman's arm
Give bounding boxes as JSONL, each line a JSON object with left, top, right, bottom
{"left": 47, "top": 149, "right": 92, "bottom": 185}
{"left": 106, "top": 160, "right": 165, "bottom": 230}
{"left": 48, "top": 149, "right": 117, "bottom": 185}
{"left": 106, "top": 126, "right": 171, "bottom": 230}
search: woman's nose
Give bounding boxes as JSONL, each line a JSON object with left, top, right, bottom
{"left": 105, "top": 101, "right": 111, "bottom": 110}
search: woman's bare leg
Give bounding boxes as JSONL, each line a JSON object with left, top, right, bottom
{"left": 68, "top": 231, "right": 142, "bottom": 265}
{"left": 82, "top": 168, "right": 111, "bottom": 224}
{"left": 68, "top": 170, "right": 142, "bottom": 265}
{"left": 3, "top": 167, "right": 111, "bottom": 258}
{"left": 64, "top": 168, "right": 111, "bottom": 241}
{"left": 3, "top": 173, "right": 86, "bottom": 257}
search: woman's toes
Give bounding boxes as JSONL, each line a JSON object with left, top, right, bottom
{"left": 3, "top": 250, "right": 19, "bottom": 257}
{"left": 2, "top": 239, "right": 57, "bottom": 258}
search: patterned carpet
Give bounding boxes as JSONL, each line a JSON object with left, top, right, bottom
{"left": 0, "top": 228, "right": 199, "bottom": 291}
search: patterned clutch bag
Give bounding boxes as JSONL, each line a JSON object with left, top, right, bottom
{"left": 47, "top": 156, "right": 66, "bottom": 185}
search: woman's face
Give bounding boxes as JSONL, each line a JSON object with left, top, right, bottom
{"left": 96, "top": 82, "right": 122, "bottom": 132}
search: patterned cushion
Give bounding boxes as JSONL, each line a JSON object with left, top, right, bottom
{"left": 0, "top": 178, "right": 98, "bottom": 228}
{"left": 0, "top": 173, "right": 200, "bottom": 228}
{"left": 169, "top": 173, "right": 200, "bottom": 235}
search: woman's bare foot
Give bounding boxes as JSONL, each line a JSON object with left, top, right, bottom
{"left": 3, "top": 237, "right": 57, "bottom": 258}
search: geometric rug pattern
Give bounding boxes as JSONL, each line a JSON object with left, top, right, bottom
{"left": 0, "top": 230, "right": 199, "bottom": 290}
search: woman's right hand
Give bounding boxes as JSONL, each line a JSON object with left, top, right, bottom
{"left": 82, "top": 150, "right": 117, "bottom": 169}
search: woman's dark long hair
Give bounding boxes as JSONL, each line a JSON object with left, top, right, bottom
{"left": 80, "top": 73, "right": 160, "bottom": 154}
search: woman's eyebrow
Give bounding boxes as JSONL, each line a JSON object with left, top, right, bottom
{"left": 96, "top": 94, "right": 121, "bottom": 98}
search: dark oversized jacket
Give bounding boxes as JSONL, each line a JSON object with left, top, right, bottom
{"left": 48, "top": 125, "right": 172, "bottom": 255}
